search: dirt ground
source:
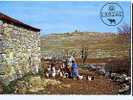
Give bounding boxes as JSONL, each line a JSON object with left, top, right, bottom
{"left": 37, "top": 59, "right": 121, "bottom": 95}
{"left": 40, "top": 68, "right": 120, "bottom": 95}
{"left": 0, "top": 67, "right": 121, "bottom": 94}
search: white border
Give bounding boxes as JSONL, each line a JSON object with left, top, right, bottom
{"left": 131, "top": 0, "right": 132, "bottom": 96}
{"left": 0, "top": 0, "right": 132, "bottom": 100}
{"left": 0, "top": 95, "right": 133, "bottom": 100}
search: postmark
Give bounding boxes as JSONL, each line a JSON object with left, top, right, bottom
{"left": 100, "top": 2, "right": 124, "bottom": 26}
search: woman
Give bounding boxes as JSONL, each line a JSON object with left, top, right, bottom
{"left": 71, "top": 60, "right": 79, "bottom": 79}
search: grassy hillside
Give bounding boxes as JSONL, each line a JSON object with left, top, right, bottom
{"left": 41, "top": 32, "right": 130, "bottom": 59}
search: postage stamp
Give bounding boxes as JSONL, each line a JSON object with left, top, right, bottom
{"left": 0, "top": 0, "right": 132, "bottom": 96}
{"left": 100, "top": 2, "right": 124, "bottom": 26}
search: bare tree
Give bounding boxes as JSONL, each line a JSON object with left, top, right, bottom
{"left": 117, "top": 23, "right": 131, "bottom": 59}
{"left": 78, "top": 39, "right": 89, "bottom": 64}
{"left": 117, "top": 23, "right": 131, "bottom": 44}
{"left": 117, "top": 24, "right": 131, "bottom": 35}
{"left": 81, "top": 46, "right": 88, "bottom": 64}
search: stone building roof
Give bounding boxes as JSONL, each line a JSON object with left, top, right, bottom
{"left": 0, "top": 12, "right": 40, "bottom": 32}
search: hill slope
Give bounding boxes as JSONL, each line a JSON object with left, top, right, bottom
{"left": 41, "top": 32, "right": 129, "bottom": 59}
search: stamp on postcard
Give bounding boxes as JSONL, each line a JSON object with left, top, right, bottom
{"left": 100, "top": 2, "right": 124, "bottom": 26}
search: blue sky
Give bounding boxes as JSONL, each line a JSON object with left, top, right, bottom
{"left": 0, "top": 1, "right": 131, "bottom": 35}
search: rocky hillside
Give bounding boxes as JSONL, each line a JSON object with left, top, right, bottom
{"left": 41, "top": 32, "right": 130, "bottom": 59}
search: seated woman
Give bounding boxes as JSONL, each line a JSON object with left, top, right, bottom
{"left": 71, "top": 60, "right": 79, "bottom": 79}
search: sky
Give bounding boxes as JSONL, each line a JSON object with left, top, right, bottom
{"left": 0, "top": 1, "right": 131, "bottom": 35}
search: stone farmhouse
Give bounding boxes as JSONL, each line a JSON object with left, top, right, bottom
{"left": 0, "top": 12, "right": 41, "bottom": 85}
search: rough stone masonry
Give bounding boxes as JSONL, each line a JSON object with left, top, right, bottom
{"left": 0, "top": 12, "right": 41, "bottom": 85}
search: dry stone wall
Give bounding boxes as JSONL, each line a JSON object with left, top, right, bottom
{"left": 41, "top": 48, "right": 129, "bottom": 60}
{"left": 0, "top": 21, "right": 40, "bottom": 85}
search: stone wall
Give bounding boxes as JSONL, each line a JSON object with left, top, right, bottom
{"left": 0, "top": 20, "right": 40, "bottom": 85}
{"left": 41, "top": 48, "right": 129, "bottom": 60}
{"left": 75, "top": 48, "right": 129, "bottom": 59}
